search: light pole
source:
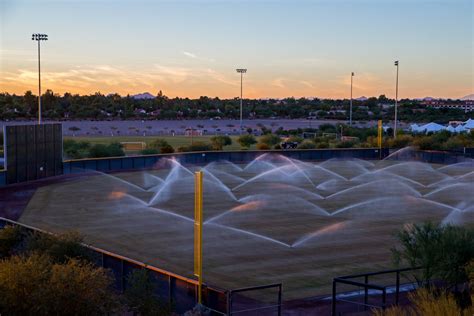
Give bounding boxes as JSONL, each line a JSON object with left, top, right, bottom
{"left": 393, "top": 60, "right": 399, "bottom": 138}
{"left": 350, "top": 72, "right": 354, "bottom": 126}
{"left": 236, "top": 68, "right": 247, "bottom": 134}
{"left": 32, "top": 33, "right": 48, "bottom": 125}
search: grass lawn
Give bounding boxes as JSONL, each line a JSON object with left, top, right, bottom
{"left": 64, "top": 135, "right": 254, "bottom": 151}
{"left": 18, "top": 160, "right": 474, "bottom": 299}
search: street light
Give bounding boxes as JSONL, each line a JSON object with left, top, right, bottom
{"left": 393, "top": 60, "right": 399, "bottom": 138}
{"left": 32, "top": 33, "right": 48, "bottom": 125}
{"left": 350, "top": 72, "right": 355, "bottom": 126}
{"left": 236, "top": 68, "right": 247, "bottom": 134}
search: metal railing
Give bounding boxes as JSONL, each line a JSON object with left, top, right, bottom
{"left": 332, "top": 267, "right": 422, "bottom": 315}
{"left": 227, "top": 283, "right": 282, "bottom": 316}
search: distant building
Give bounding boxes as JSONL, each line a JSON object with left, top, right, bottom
{"left": 422, "top": 100, "right": 473, "bottom": 112}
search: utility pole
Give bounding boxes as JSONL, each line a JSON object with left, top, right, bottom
{"left": 236, "top": 68, "right": 247, "bottom": 134}
{"left": 394, "top": 60, "right": 399, "bottom": 138}
{"left": 32, "top": 33, "right": 48, "bottom": 125}
{"left": 350, "top": 72, "right": 354, "bottom": 126}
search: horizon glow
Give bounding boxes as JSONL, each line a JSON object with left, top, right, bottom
{"left": 0, "top": 0, "right": 472, "bottom": 99}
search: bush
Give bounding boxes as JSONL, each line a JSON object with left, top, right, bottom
{"left": 24, "top": 231, "right": 93, "bottom": 264}
{"left": 63, "top": 139, "right": 91, "bottom": 159}
{"left": 443, "top": 137, "right": 465, "bottom": 151}
{"left": 413, "top": 136, "right": 439, "bottom": 150}
{"left": 373, "top": 288, "right": 472, "bottom": 316}
{"left": 297, "top": 140, "right": 316, "bottom": 149}
{"left": 177, "top": 142, "right": 213, "bottom": 152}
{"left": 0, "top": 254, "right": 120, "bottom": 315}
{"left": 336, "top": 140, "right": 356, "bottom": 148}
{"left": 389, "top": 135, "right": 413, "bottom": 148}
{"left": 256, "top": 143, "right": 271, "bottom": 150}
{"left": 237, "top": 134, "right": 257, "bottom": 148}
{"left": 125, "top": 269, "right": 171, "bottom": 316}
{"left": 392, "top": 222, "right": 474, "bottom": 288}
{"left": 259, "top": 134, "right": 281, "bottom": 146}
{"left": 316, "top": 142, "right": 329, "bottom": 149}
{"left": 160, "top": 144, "right": 175, "bottom": 153}
{"left": 286, "top": 135, "right": 303, "bottom": 143}
{"left": 140, "top": 148, "right": 159, "bottom": 155}
{"left": 149, "top": 139, "right": 174, "bottom": 153}
{"left": 0, "top": 225, "right": 23, "bottom": 258}
{"left": 89, "top": 142, "right": 125, "bottom": 158}
{"left": 210, "top": 135, "right": 232, "bottom": 150}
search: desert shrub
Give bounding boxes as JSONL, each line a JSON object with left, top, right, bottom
{"left": 0, "top": 225, "right": 24, "bottom": 258}
{"left": 177, "top": 142, "right": 212, "bottom": 152}
{"left": 286, "top": 135, "right": 303, "bottom": 143}
{"left": 392, "top": 222, "right": 474, "bottom": 288}
{"left": 24, "top": 231, "right": 93, "bottom": 264}
{"left": 389, "top": 135, "right": 413, "bottom": 148}
{"left": 0, "top": 254, "right": 120, "bottom": 315}
{"left": 63, "top": 139, "right": 91, "bottom": 159}
{"left": 256, "top": 143, "right": 271, "bottom": 150}
{"left": 160, "top": 145, "right": 175, "bottom": 153}
{"left": 443, "top": 137, "right": 465, "bottom": 151}
{"left": 237, "top": 134, "right": 257, "bottom": 148}
{"left": 316, "top": 142, "right": 329, "bottom": 149}
{"left": 89, "top": 142, "right": 125, "bottom": 158}
{"left": 149, "top": 139, "right": 174, "bottom": 153}
{"left": 297, "top": 140, "right": 316, "bottom": 149}
{"left": 210, "top": 135, "right": 232, "bottom": 150}
{"left": 140, "top": 148, "right": 159, "bottom": 155}
{"left": 413, "top": 136, "right": 438, "bottom": 150}
{"left": 259, "top": 134, "right": 281, "bottom": 146}
{"left": 125, "top": 269, "right": 171, "bottom": 316}
{"left": 372, "top": 288, "right": 472, "bottom": 316}
{"left": 336, "top": 140, "right": 356, "bottom": 148}
{"left": 318, "top": 124, "right": 336, "bottom": 133}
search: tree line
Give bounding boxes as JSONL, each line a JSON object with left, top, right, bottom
{"left": 0, "top": 90, "right": 471, "bottom": 123}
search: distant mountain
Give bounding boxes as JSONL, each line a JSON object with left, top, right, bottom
{"left": 132, "top": 92, "right": 155, "bottom": 100}
{"left": 355, "top": 96, "right": 368, "bottom": 101}
{"left": 460, "top": 94, "right": 474, "bottom": 101}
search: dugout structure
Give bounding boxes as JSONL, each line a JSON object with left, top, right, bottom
{"left": 4, "top": 124, "right": 63, "bottom": 184}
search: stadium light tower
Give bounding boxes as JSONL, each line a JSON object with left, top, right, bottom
{"left": 32, "top": 33, "right": 48, "bottom": 125}
{"left": 350, "top": 72, "right": 354, "bottom": 126}
{"left": 393, "top": 60, "right": 399, "bottom": 138}
{"left": 236, "top": 68, "right": 247, "bottom": 134}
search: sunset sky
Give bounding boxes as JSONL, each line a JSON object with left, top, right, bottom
{"left": 0, "top": 0, "right": 472, "bottom": 99}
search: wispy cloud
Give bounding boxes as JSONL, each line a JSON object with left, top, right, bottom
{"left": 182, "top": 50, "right": 215, "bottom": 62}
{"left": 271, "top": 78, "right": 285, "bottom": 88}
{"left": 182, "top": 51, "right": 197, "bottom": 59}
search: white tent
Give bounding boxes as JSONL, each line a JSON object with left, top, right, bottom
{"left": 464, "top": 118, "right": 474, "bottom": 129}
{"left": 454, "top": 125, "right": 469, "bottom": 133}
{"left": 446, "top": 125, "right": 457, "bottom": 133}
{"left": 410, "top": 124, "right": 420, "bottom": 132}
{"left": 417, "top": 122, "right": 446, "bottom": 133}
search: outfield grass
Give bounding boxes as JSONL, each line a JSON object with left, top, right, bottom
{"left": 18, "top": 160, "right": 474, "bottom": 299}
{"left": 65, "top": 135, "right": 254, "bottom": 151}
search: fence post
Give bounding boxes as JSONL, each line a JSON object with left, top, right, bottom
{"left": 364, "top": 275, "right": 369, "bottom": 310}
{"left": 382, "top": 288, "right": 386, "bottom": 311}
{"left": 120, "top": 259, "right": 125, "bottom": 292}
{"left": 396, "top": 271, "right": 400, "bottom": 305}
{"left": 227, "top": 290, "right": 232, "bottom": 316}
{"left": 278, "top": 284, "right": 282, "bottom": 316}
{"left": 332, "top": 280, "right": 337, "bottom": 316}
{"left": 168, "top": 275, "right": 173, "bottom": 311}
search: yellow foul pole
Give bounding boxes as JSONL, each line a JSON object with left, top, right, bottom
{"left": 194, "top": 171, "right": 203, "bottom": 304}
{"left": 377, "top": 120, "right": 383, "bottom": 159}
